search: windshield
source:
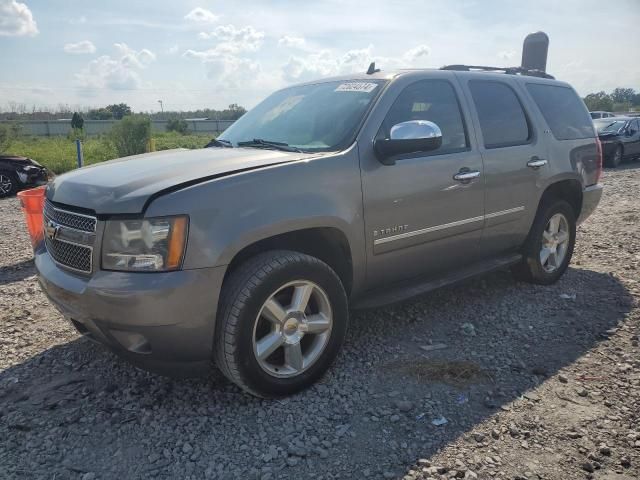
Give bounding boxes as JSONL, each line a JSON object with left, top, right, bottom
{"left": 594, "top": 120, "right": 626, "bottom": 133}
{"left": 218, "top": 80, "right": 386, "bottom": 152}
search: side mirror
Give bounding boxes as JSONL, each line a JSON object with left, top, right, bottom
{"left": 374, "top": 120, "right": 443, "bottom": 165}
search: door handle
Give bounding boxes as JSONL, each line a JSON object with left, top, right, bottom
{"left": 527, "top": 157, "right": 548, "bottom": 169}
{"left": 453, "top": 170, "right": 481, "bottom": 182}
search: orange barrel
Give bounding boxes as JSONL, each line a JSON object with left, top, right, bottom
{"left": 17, "top": 185, "right": 47, "bottom": 249}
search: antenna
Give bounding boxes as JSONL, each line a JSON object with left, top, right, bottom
{"left": 366, "top": 62, "right": 380, "bottom": 75}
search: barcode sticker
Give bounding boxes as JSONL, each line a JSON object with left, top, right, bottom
{"left": 335, "top": 82, "right": 378, "bottom": 93}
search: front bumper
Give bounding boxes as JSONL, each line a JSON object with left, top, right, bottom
{"left": 35, "top": 248, "right": 226, "bottom": 376}
{"left": 577, "top": 183, "right": 603, "bottom": 225}
{"left": 17, "top": 166, "right": 48, "bottom": 187}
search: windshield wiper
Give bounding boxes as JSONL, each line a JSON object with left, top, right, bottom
{"left": 237, "top": 138, "right": 303, "bottom": 153}
{"left": 205, "top": 138, "right": 233, "bottom": 148}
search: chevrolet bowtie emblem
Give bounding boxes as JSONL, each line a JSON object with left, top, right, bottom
{"left": 45, "top": 220, "right": 60, "bottom": 240}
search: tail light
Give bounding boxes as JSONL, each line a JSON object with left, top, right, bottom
{"left": 595, "top": 138, "right": 603, "bottom": 184}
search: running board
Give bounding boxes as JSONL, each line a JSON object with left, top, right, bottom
{"left": 352, "top": 253, "right": 522, "bottom": 310}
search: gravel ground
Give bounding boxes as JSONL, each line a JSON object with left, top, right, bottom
{"left": 1, "top": 165, "right": 639, "bottom": 480}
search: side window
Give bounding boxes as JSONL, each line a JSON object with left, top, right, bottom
{"left": 631, "top": 119, "right": 640, "bottom": 135}
{"left": 378, "top": 79, "right": 468, "bottom": 155}
{"left": 526, "top": 83, "right": 595, "bottom": 140}
{"left": 469, "top": 80, "right": 531, "bottom": 148}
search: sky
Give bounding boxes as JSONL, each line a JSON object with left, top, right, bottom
{"left": 1, "top": 0, "right": 639, "bottom": 112}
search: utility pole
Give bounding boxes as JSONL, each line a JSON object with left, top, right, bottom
{"left": 157, "top": 100, "right": 164, "bottom": 115}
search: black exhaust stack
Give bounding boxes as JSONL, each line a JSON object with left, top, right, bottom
{"left": 521, "top": 31, "right": 549, "bottom": 73}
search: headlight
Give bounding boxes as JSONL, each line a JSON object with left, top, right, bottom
{"left": 102, "top": 216, "right": 188, "bottom": 272}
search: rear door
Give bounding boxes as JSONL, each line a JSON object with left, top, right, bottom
{"left": 460, "top": 76, "right": 548, "bottom": 257}
{"left": 359, "top": 74, "right": 485, "bottom": 289}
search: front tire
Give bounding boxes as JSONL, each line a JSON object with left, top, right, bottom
{"left": 215, "top": 250, "right": 349, "bottom": 397}
{"left": 0, "top": 171, "right": 18, "bottom": 198}
{"left": 512, "top": 199, "right": 576, "bottom": 285}
{"left": 607, "top": 144, "right": 623, "bottom": 168}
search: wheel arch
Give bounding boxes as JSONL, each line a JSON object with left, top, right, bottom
{"left": 538, "top": 178, "right": 583, "bottom": 220}
{"left": 223, "top": 227, "right": 354, "bottom": 296}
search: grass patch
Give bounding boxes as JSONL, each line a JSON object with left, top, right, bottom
{"left": 392, "top": 359, "right": 492, "bottom": 387}
{"left": 6, "top": 132, "right": 214, "bottom": 175}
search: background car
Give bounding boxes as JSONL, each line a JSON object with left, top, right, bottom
{"left": 0, "top": 155, "right": 48, "bottom": 198}
{"left": 590, "top": 111, "right": 615, "bottom": 119}
{"left": 593, "top": 116, "right": 640, "bottom": 167}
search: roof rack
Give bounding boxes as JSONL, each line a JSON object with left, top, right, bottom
{"left": 440, "top": 64, "right": 555, "bottom": 80}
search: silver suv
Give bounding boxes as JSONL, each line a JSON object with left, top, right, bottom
{"left": 36, "top": 34, "right": 603, "bottom": 397}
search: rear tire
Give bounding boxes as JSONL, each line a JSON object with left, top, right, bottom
{"left": 511, "top": 199, "right": 576, "bottom": 285}
{"left": 215, "top": 250, "right": 349, "bottom": 397}
{"left": 0, "top": 171, "right": 18, "bottom": 198}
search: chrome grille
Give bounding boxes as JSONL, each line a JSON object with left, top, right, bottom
{"left": 43, "top": 201, "right": 96, "bottom": 274}
{"left": 44, "top": 201, "right": 96, "bottom": 232}
{"left": 45, "top": 237, "right": 92, "bottom": 273}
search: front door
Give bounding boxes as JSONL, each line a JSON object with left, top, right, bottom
{"left": 360, "top": 76, "right": 485, "bottom": 289}
{"left": 626, "top": 119, "right": 640, "bottom": 157}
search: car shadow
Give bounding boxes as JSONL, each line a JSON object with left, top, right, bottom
{"left": 0, "top": 266, "right": 633, "bottom": 479}
{"left": 0, "top": 258, "right": 36, "bottom": 285}
{"left": 604, "top": 158, "right": 640, "bottom": 172}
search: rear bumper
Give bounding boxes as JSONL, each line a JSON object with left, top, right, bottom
{"left": 578, "top": 183, "right": 603, "bottom": 225}
{"left": 35, "top": 248, "right": 226, "bottom": 377}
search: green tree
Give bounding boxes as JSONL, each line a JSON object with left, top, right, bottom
{"left": 106, "top": 103, "right": 133, "bottom": 120}
{"left": 71, "top": 112, "right": 84, "bottom": 130}
{"left": 611, "top": 87, "right": 636, "bottom": 104}
{"left": 109, "top": 115, "right": 151, "bottom": 157}
{"left": 583, "top": 92, "right": 613, "bottom": 112}
{"left": 88, "top": 108, "right": 114, "bottom": 120}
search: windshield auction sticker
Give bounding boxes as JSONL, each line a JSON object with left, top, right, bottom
{"left": 335, "top": 82, "right": 378, "bottom": 93}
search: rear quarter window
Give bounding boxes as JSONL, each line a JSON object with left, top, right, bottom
{"left": 526, "top": 83, "right": 595, "bottom": 140}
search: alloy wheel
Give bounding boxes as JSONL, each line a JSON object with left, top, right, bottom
{"left": 0, "top": 174, "right": 13, "bottom": 195}
{"left": 252, "top": 280, "right": 333, "bottom": 378}
{"left": 540, "top": 213, "right": 570, "bottom": 273}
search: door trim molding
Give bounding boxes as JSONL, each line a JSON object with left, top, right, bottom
{"left": 373, "top": 206, "right": 525, "bottom": 245}
{"left": 484, "top": 205, "right": 525, "bottom": 219}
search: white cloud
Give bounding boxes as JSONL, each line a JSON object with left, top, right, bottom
{"left": 0, "top": 0, "right": 38, "bottom": 37}
{"left": 75, "top": 43, "right": 156, "bottom": 91}
{"left": 166, "top": 45, "right": 179, "bottom": 55}
{"left": 64, "top": 40, "right": 96, "bottom": 55}
{"left": 184, "top": 25, "right": 267, "bottom": 90}
{"left": 281, "top": 43, "right": 436, "bottom": 83}
{"left": 196, "top": 25, "right": 264, "bottom": 54}
{"left": 282, "top": 45, "right": 384, "bottom": 82}
{"left": 184, "top": 7, "right": 219, "bottom": 24}
{"left": 403, "top": 45, "right": 431, "bottom": 63}
{"left": 278, "top": 35, "right": 306, "bottom": 49}
{"left": 282, "top": 45, "right": 378, "bottom": 83}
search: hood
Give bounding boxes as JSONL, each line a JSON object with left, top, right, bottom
{"left": 46, "top": 147, "right": 312, "bottom": 214}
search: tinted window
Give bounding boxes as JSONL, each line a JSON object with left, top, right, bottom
{"left": 469, "top": 81, "right": 531, "bottom": 148}
{"left": 526, "top": 83, "right": 595, "bottom": 140}
{"left": 378, "top": 80, "right": 468, "bottom": 154}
